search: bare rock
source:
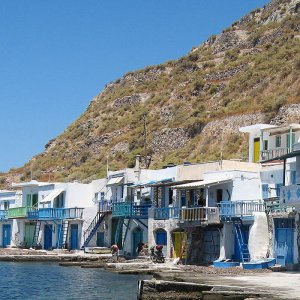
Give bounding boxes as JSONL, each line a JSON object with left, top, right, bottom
{"left": 270, "top": 104, "right": 300, "bottom": 125}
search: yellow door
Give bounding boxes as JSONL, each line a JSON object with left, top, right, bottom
{"left": 172, "top": 232, "right": 187, "bottom": 259}
{"left": 253, "top": 138, "right": 260, "bottom": 163}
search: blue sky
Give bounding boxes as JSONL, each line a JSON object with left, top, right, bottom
{"left": 0, "top": 0, "right": 269, "bottom": 172}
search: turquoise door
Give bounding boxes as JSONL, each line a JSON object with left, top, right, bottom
{"left": 2, "top": 224, "right": 11, "bottom": 247}
{"left": 132, "top": 228, "right": 143, "bottom": 257}
{"left": 97, "top": 232, "right": 105, "bottom": 247}
{"left": 44, "top": 225, "right": 52, "bottom": 250}
{"left": 70, "top": 224, "right": 79, "bottom": 250}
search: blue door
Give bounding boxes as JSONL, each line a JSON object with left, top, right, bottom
{"left": 44, "top": 225, "right": 52, "bottom": 250}
{"left": 156, "top": 230, "right": 167, "bottom": 246}
{"left": 132, "top": 228, "right": 143, "bottom": 256}
{"left": 70, "top": 224, "right": 79, "bottom": 250}
{"left": 233, "top": 225, "right": 249, "bottom": 261}
{"left": 97, "top": 232, "right": 105, "bottom": 247}
{"left": 2, "top": 224, "right": 11, "bottom": 247}
{"left": 274, "top": 219, "right": 294, "bottom": 266}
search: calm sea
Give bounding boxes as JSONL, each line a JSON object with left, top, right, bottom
{"left": 0, "top": 262, "right": 144, "bottom": 300}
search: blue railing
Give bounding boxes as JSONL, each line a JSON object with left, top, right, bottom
{"left": 99, "top": 201, "right": 112, "bottom": 213}
{"left": 219, "top": 201, "right": 265, "bottom": 220}
{"left": 112, "top": 202, "right": 150, "bottom": 219}
{"left": 154, "top": 207, "right": 179, "bottom": 220}
{"left": 0, "top": 210, "right": 7, "bottom": 220}
{"left": 27, "top": 208, "right": 84, "bottom": 220}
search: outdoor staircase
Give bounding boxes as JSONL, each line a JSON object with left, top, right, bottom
{"left": 115, "top": 218, "right": 130, "bottom": 249}
{"left": 82, "top": 211, "right": 106, "bottom": 248}
{"left": 57, "top": 220, "right": 69, "bottom": 249}
{"left": 32, "top": 221, "right": 42, "bottom": 247}
{"left": 233, "top": 219, "right": 250, "bottom": 263}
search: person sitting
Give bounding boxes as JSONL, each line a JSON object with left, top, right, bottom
{"left": 111, "top": 244, "right": 119, "bottom": 262}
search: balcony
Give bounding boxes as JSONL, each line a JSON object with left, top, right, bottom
{"left": 153, "top": 207, "right": 179, "bottom": 220}
{"left": 99, "top": 201, "right": 112, "bottom": 213}
{"left": 7, "top": 207, "right": 30, "bottom": 218}
{"left": 260, "top": 147, "right": 290, "bottom": 162}
{"left": 179, "top": 206, "right": 219, "bottom": 224}
{"left": 112, "top": 202, "right": 150, "bottom": 219}
{"left": 281, "top": 185, "right": 300, "bottom": 207}
{"left": 27, "top": 208, "right": 84, "bottom": 220}
{"left": 0, "top": 210, "right": 7, "bottom": 220}
{"left": 219, "top": 201, "right": 265, "bottom": 220}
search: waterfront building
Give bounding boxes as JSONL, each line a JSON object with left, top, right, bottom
{"left": 241, "top": 123, "right": 299, "bottom": 268}
{"left": 0, "top": 190, "right": 21, "bottom": 247}
{"left": 8, "top": 180, "right": 101, "bottom": 250}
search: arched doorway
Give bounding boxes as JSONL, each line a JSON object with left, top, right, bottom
{"left": 132, "top": 227, "right": 143, "bottom": 257}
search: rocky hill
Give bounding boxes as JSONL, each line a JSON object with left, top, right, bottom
{"left": 2, "top": 0, "right": 300, "bottom": 187}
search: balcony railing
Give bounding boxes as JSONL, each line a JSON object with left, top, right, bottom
{"left": 260, "top": 147, "right": 290, "bottom": 161}
{"left": 154, "top": 207, "right": 179, "bottom": 220}
{"left": 99, "top": 201, "right": 112, "bottom": 213}
{"left": 27, "top": 208, "right": 84, "bottom": 220}
{"left": 219, "top": 201, "right": 265, "bottom": 220}
{"left": 7, "top": 207, "right": 31, "bottom": 218}
{"left": 281, "top": 185, "right": 300, "bottom": 206}
{"left": 0, "top": 210, "right": 7, "bottom": 220}
{"left": 179, "top": 206, "right": 219, "bottom": 223}
{"left": 112, "top": 202, "right": 150, "bottom": 219}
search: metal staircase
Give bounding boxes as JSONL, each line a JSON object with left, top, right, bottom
{"left": 32, "top": 221, "right": 42, "bottom": 247}
{"left": 233, "top": 219, "right": 250, "bottom": 263}
{"left": 82, "top": 212, "right": 106, "bottom": 248}
{"left": 57, "top": 220, "right": 69, "bottom": 249}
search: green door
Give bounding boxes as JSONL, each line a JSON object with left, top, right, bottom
{"left": 25, "top": 223, "right": 35, "bottom": 248}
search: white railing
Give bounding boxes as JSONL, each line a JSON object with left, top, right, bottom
{"left": 179, "top": 207, "right": 219, "bottom": 223}
{"left": 260, "top": 147, "right": 290, "bottom": 161}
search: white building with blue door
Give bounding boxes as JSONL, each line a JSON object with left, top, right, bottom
{"left": 0, "top": 190, "right": 22, "bottom": 248}
{"left": 9, "top": 180, "right": 101, "bottom": 250}
{"left": 240, "top": 123, "right": 300, "bottom": 268}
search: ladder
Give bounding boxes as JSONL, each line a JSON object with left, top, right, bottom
{"left": 32, "top": 221, "right": 42, "bottom": 248}
{"left": 57, "top": 220, "right": 69, "bottom": 249}
{"left": 233, "top": 219, "right": 250, "bottom": 263}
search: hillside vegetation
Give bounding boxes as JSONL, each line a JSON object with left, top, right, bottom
{"left": 2, "top": 0, "right": 300, "bottom": 187}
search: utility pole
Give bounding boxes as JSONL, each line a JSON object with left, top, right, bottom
{"left": 141, "top": 113, "right": 151, "bottom": 168}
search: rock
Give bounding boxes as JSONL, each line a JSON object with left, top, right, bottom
{"left": 205, "top": 65, "right": 246, "bottom": 81}
{"left": 270, "top": 104, "right": 300, "bottom": 125}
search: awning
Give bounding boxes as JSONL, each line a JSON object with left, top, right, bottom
{"left": 173, "top": 178, "right": 232, "bottom": 189}
{"left": 106, "top": 176, "right": 124, "bottom": 186}
{"left": 261, "top": 150, "right": 300, "bottom": 163}
{"left": 40, "top": 188, "right": 65, "bottom": 204}
{"left": 130, "top": 180, "right": 157, "bottom": 188}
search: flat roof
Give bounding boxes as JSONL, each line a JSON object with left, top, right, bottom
{"left": 239, "top": 124, "right": 276, "bottom": 133}
{"left": 262, "top": 124, "right": 300, "bottom": 135}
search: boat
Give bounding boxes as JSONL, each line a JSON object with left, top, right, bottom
{"left": 213, "top": 259, "right": 240, "bottom": 268}
{"left": 242, "top": 258, "right": 276, "bottom": 270}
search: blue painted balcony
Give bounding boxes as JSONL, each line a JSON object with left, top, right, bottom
{"left": 27, "top": 208, "right": 84, "bottom": 220}
{"left": 219, "top": 201, "right": 265, "bottom": 221}
{"left": 0, "top": 210, "right": 7, "bottom": 220}
{"left": 112, "top": 202, "right": 150, "bottom": 219}
{"left": 154, "top": 207, "right": 179, "bottom": 220}
{"left": 99, "top": 201, "right": 112, "bottom": 213}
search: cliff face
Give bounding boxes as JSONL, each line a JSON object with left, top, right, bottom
{"left": 2, "top": 0, "right": 300, "bottom": 187}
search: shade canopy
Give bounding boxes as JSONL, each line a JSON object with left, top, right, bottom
{"left": 106, "top": 176, "right": 124, "bottom": 186}
{"left": 173, "top": 178, "right": 232, "bottom": 189}
{"left": 40, "top": 188, "right": 65, "bottom": 204}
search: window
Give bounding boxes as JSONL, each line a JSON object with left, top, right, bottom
{"left": 181, "top": 190, "right": 186, "bottom": 207}
{"left": 275, "top": 135, "right": 281, "bottom": 148}
{"left": 168, "top": 189, "right": 173, "bottom": 205}
{"left": 275, "top": 183, "right": 283, "bottom": 197}
{"left": 286, "top": 133, "right": 296, "bottom": 149}
{"left": 189, "top": 189, "right": 195, "bottom": 206}
{"left": 4, "top": 201, "right": 9, "bottom": 210}
{"left": 263, "top": 140, "right": 268, "bottom": 150}
{"left": 100, "top": 192, "right": 105, "bottom": 201}
{"left": 262, "top": 184, "right": 269, "bottom": 199}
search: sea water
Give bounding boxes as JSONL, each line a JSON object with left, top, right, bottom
{"left": 0, "top": 262, "right": 144, "bottom": 300}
